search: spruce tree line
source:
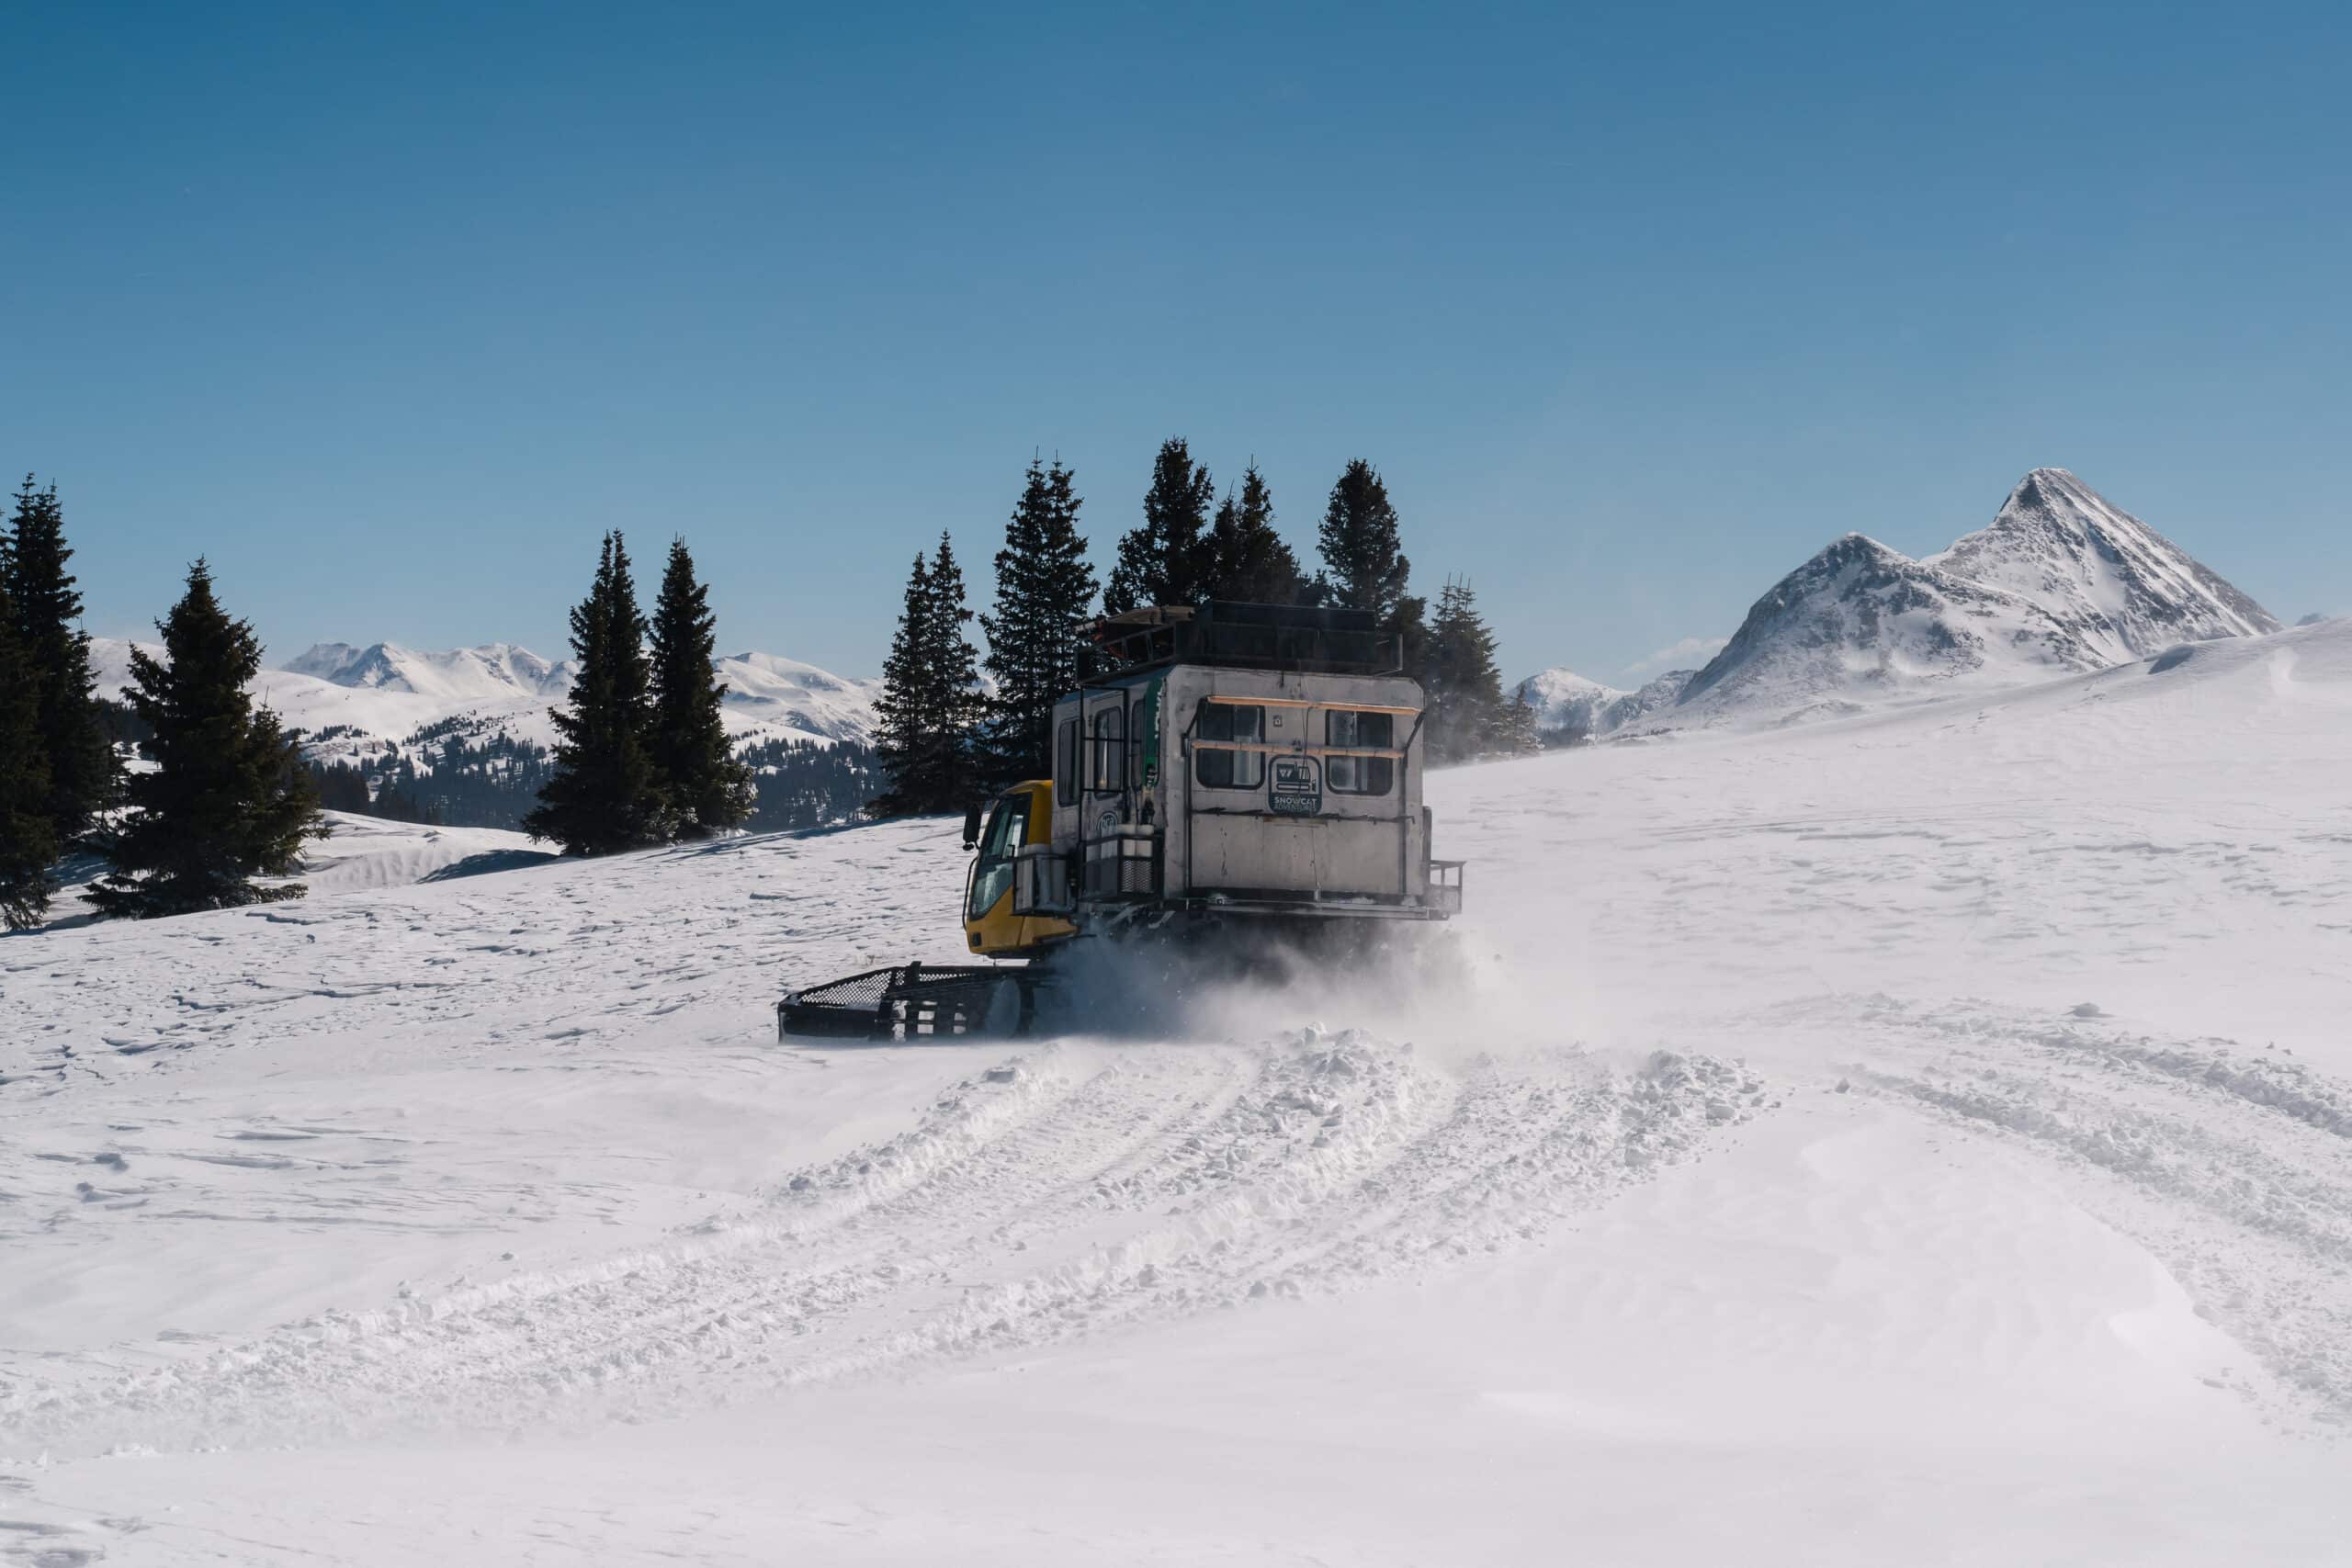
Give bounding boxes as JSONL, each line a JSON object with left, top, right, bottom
{"left": 869, "top": 440, "right": 1534, "bottom": 816}
{"left": 524, "top": 534, "right": 755, "bottom": 855}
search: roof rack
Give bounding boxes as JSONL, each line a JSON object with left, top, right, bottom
{"left": 1087, "top": 600, "right": 1402, "bottom": 676}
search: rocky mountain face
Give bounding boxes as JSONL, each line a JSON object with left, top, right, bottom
{"left": 1671, "top": 469, "right": 2278, "bottom": 727}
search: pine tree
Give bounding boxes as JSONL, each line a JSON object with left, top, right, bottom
{"left": 648, "top": 536, "right": 754, "bottom": 838}
{"left": 919, "top": 532, "right": 983, "bottom": 806}
{"left": 1317, "top": 459, "right": 1411, "bottom": 622}
{"left": 1425, "top": 578, "right": 1508, "bottom": 763}
{"left": 6, "top": 478, "right": 117, "bottom": 843}
{"left": 1103, "top": 438, "right": 1215, "bottom": 613}
{"left": 523, "top": 532, "right": 673, "bottom": 854}
{"left": 870, "top": 551, "right": 935, "bottom": 818}
{"left": 1498, "top": 683, "right": 1543, "bottom": 756}
{"left": 980, "top": 457, "right": 1097, "bottom": 784}
{"left": 0, "top": 575, "right": 59, "bottom": 931}
{"left": 1201, "top": 462, "right": 1305, "bottom": 604}
{"left": 88, "top": 561, "right": 325, "bottom": 918}
{"left": 872, "top": 535, "right": 984, "bottom": 816}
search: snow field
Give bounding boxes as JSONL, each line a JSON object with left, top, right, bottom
{"left": 3, "top": 618, "right": 2349, "bottom": 1563}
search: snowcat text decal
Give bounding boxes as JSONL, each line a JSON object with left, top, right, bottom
{"left": 1270, "top": 755, "right": 1322, "bottom": 816}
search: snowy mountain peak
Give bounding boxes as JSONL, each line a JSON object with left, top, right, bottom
{"left": 1930, "top": 468, "right": 2278, "bottom": 662}
{"left": 282, "top": 642, "right": 370, "bottom": 681}
{"left": 1510, "top": 667, "right": 1695, "bottom": 739}
{"left": 1678, "top": 469, "right": 2278, "bottom": 726}
{"left": 715, "top": 651, "right": 885, "bottom": 743}
{"left": 280, "top": 641, "right": 574, "bottom": 701}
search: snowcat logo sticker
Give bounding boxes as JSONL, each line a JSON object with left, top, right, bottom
{"left": 1270, "top": 756, "right": 1321, "bottom": 816}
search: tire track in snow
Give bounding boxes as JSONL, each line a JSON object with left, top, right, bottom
{"left": 1808, "top": 996, "right": 2352, "bottom": 1426}
{"left": 0, "top": 1034, "right": 1754, "bottom": 1457}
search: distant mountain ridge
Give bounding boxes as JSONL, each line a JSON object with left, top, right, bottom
{"left": 90, "top": 637, "right": 880, "bottom": 756}
{"left": 1516, "top": 468, "right": 2280, "bottom": 735}
{"left": 1512, "top": 667, "right": 1697, "bottom": 739}
{"left": 282, "top": 641, "right": 574, "bottom": 702}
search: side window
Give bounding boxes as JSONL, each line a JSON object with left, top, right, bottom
{"left": 1327, "top": 710, "right": 1396, "bottom": 795}
{"left": 1056, "top": 719, "right": 1079, "bottom": 806}
{"left": 1091, "top": 705, "right": 1125, "bottom": 792}
{"left": 1194, "top": 701, "right": 1266, "bottom": 790}
{"left": 967, "top": 796, "right": 1028, "bottom": 919}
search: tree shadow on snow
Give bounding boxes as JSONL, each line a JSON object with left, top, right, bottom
{"left": 420, "top": 849, "right": 561, "bottom": 883}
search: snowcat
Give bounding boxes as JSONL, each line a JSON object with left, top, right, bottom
{"left": 776, "top": 600, "right": 1464, "bottom": 1039}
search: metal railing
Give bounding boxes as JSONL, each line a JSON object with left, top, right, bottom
{"left": 1012, "top": 845, "right": 1073, "bottom": 917}
{"left": 1427, "top": 858, "right": 1466, "bottom": 915}
{"left": 1080, "top": 826, "right": 1160, "bottom": 898}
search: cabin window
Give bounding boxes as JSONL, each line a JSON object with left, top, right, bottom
{"left": 1091, "top": 705, "right": 1125, "bottom": 792}
{"left": 967, "top": 795, "right": 1028, "bottom": 919}
{"left": 1326, "top": 709, "right": 1395, "bottom": 795}
{"left": 1194, "top": 701, "right": 1266, "bottom": 790}
{"left": 1056, "top": 718, "right": 1079, "bottom": 805}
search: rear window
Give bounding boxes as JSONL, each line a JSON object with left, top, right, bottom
{"left": 1326, "top": 709, "right": 1395, "bottom": 795}
{"left": 1056, "top": 718, "right": 1079, "bottom": 805}
{"left": 1091, "top": 705, "right": 1125, "bottom": 792}
{"left": 1194, "top": 702, "right": 1266, "bottom": 790}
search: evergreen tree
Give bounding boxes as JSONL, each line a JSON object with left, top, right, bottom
{"left": 870, "top": 551, "right": 933, "bottom": 817}
{"left": 647, "top": 536, "right": 754, "bottom": 837}
{"left": 980, "top": 457, "right": 1097, "bottom": 783}
{"left": 1425, "top": 578, "right": 1508, "bottom": 763}
{"left": 0, "top": 576, "right": 59, "bottom": 931}
{"left": 1317, "top": 459, "right": 1411, "bottom": 622}
{"left": 1201, "top": 462, "right": 1305, "bottom": 604}
{"left": 1103, "top": 437, "right": 1215, "bottom": 613}
{"left": 1498, "top": 683, "right": 1544, "bottom": 756}
{"left": 5, "top": 478, "right": 117, "bottom": 843}
{"left": 872, "top": 535, "right": 983, "bottom": 815}
{"left": 88, "top": 561, "right": 325, "bottom": 918}
{"left": 523, "top": 532, "right": 673, "bottom": 854}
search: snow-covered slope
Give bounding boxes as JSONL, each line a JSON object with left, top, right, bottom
{"left": 89, "top": 637, "right": 881, "bottom": 755}
{"left": 6, "top": 619, "right": 2348, "bottom": 1563}
{"left": 1511, "top": 666, "right": 1694, "bottom": 738}
{"left": 1675, "top": 469, "right": 2276, "bottom": 727}
{"left": 715, "top": 649, "right": 887, "bottom": 743}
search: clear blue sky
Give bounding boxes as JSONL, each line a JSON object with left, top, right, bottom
{"left": 7, "top": 1, "right": 2347, "bottom": 682}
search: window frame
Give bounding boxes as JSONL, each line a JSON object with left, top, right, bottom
{"left": 1193, "top": 699, "right": 1267, "bottom": 792}
{"left": 1324, "top": 708, "right": 1396, "bottom": 796}
{"left": 967, "top": 795, "right": 1028, "bottom": 919}
{"left": 1091, "top": 704, "right": 1126, "bottom": 794}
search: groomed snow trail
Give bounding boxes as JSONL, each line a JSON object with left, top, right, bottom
{"left": 4, "top": 1033, "right": 1752, "bottom": 1456}
{"left": 1822, "top": 997, "right": 2352, "bottom": 1422}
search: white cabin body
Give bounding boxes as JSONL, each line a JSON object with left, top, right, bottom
{"left": 1028, "top": 660, "right": 1455, "bottom": 922}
